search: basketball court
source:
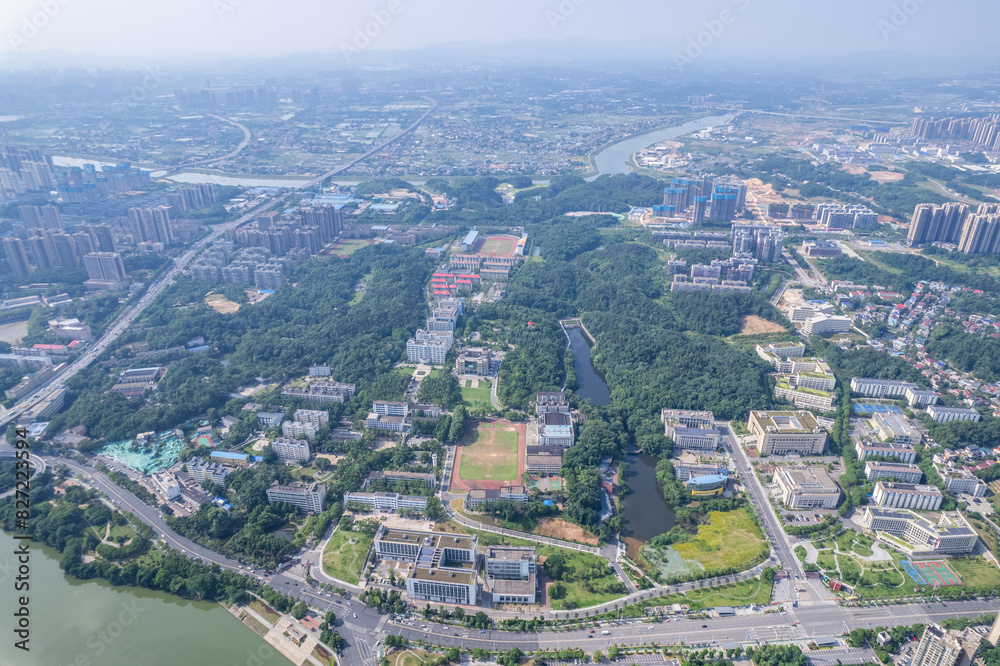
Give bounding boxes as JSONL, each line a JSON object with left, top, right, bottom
{"left": 902, "top": 559, "right": 962, "bottom": 586}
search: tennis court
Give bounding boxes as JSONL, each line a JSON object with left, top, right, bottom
{"left": 902, "top": 559, "right": 962, "bottom": 586}
{"left": 854, "top": 404, "right": 904, "bottom": 415}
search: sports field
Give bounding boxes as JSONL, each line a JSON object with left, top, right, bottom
{"left": 476, "top": 235, "right": 517, "bottom": 256}
{"left": 194, "top": 434, "right": 216, "bottom": 448}
{"left": 903, "top": 559, "right": 962, "bottom": 586}
{"left": 456, "top": 421, "right": 519, "bottom": 482}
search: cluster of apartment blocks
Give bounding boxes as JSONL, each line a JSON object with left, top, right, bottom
{"left": 907, "top": 201, "right": 1000, "bottom": 255}
{"left": 373, "top": 527, "right": 539, "bottom": 605}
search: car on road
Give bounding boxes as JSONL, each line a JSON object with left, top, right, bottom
{"left": 702, "top": 624, "right": 708, "bottom": 628}
{"left": 353, "top": 613, "right": 358, "bottom": 618}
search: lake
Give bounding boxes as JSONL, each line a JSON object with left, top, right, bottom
{"left": 565, "top": 325, "right": 676, "bottom": 558}
{"left": 0, "top": 531, "right": 291, "bottom": 666}
{"left": 587, "top": 114, "right": 734, "bottom": 180}
{"left": 161, "top": 170, "right": 316, "bottom": 188}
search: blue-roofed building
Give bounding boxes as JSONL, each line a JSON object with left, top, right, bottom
{"left": 538, "top": 411, "right": 574, "bottom": 446}
{"left": 210, "top": 451, "right": 251, "bottom": 467}
{"left": 461, "top": 230, "right": 479, "bottom": 252}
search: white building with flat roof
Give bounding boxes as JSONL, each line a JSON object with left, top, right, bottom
{"left": 873, "top": 413, "right": 921, "bottom": 447}
{"left": 863, "top": 508, "right": 978, "bottom": 556}
{"left": 265, "top": 481, "right": 325, "bottom": 513}
{"left": 293, "top": 409, "right": 329, "bottom": 425}
{"left": 151, "top": 471, "right": 181, "bottom": 501}
{"left": 904, "top": 386, "right": 939, "bottom": 408}
{"left": 282, "top": 420, "right": 320, "bottom": 441}
{"left": 927, "top": 405, "right": 981, "bottom": 424}
{"left": 873, "top": 482, "right": 944, "bottom": 511}
{"left": 864, "top": 461, "right": 923, "bottom": 484}
{"left": 802, "top": 314, "right": 851, "bottom": 335}
{"left": 748, "top": 411, "right": 827, "bottom": 455}
{"left": 343, "top": 491, "right": 428, "bottom": 513}
{"left": 934, "top": 464, "right": 988, "bottom": 498}
{"left": 272, "top": 437, "right": 310, "bottom": 463}
{"left": 775, "top": 466, "right": 841, "bottom": 509}
{"left": 850, "top": 377, "right": 919, "bottom": 398}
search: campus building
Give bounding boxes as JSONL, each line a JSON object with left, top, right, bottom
{"left": 855, "top": 441, "right": 917, "bottom": 464}
{"left": 465, "top": 485, "right": 529, "bottom": 510}
{"left": 364, "top": 413, "right": 410, "bottom": 433}
{"left": 265, "top": 481, "right": 326, "bottom": 513}
{"left": 872, "top": 482, "right": 944, "bottom": 511}
{"left": 374, "top": 527, "right": 478, "bottom": 563}
{"left": 486, "top": 547, "right": 537, "bottom": 605}
{"left": 863, "top": 508, "right": 979, "bottom": 556}
{"left": 661, "top": 410, "right": 719, "bottom": 450}
{"left": 537, "top": 411, "right": 574, "bottom": 447}
{"left": 864, "top": 461, "right": 924, "bottom": 484}
{"left": 373, "top": 401, "right": 409, "bottom": 417}
{"left": 748, "top": 411, "right": 827, "bottom": 455}
{"left": 293, "top": 409, "right": 329, "bottom": 425}
{"left": 850, "top": 377, "right": 919, "bottom": 398}
{"left": 455, "top": 347, "right": 492, "bottom": 376}
{"left": 280, "top": 381, "right": 356, "bottom": 403}
{"left": 926, "top": 405, "right": 981, "bottom": 424}
{"left": 342, "top": 491, "right": 428, "bottom": 514}
{"left": 904, "top": 386, "right": 939, "bottom": 408}
{"left": 271, "top": 437, "right": 310, "bottom": 464}
{"left": 773, "top": 377, "right": 836, "bottom": 410}
{"left": 801, "top": 314, "right": 852, "bottom": 335}
{"left": 282, "top": 420, "right": 319, "bottom": 441}
{"left": 873, "top": 413, "right": 922, "bottom": 447}
{"left": 406, "top": 338, "right": 450, "bottom": 364}
{"left": 536, "top": 391, "right": 570, "bottom": 415}
{"left": 187, "top": 460, "right": 232, "bottom": 487}
{"left": 525, "top": 445, "right": 563, "bottom": 474}
{"left": 755, "top": 341, "right": 806, "bottom": 359}
{"left": 775, "top": 466, "right": 841, "bottom": 509}
{"left": 373, "top": 527, "right": 480, "bottom": 605}
{"left": 934, "top": 464, "right": 988, "bottom": 498}
{"left": 364, "top": 470, "right": 437, "bottom": 490}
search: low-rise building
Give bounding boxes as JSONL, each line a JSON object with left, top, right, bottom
{"left": 863, "top": 507, "right": 978, "bottom": 556}
{"left": 536, "top": 391, "right": 570, "bottom": 415}
{"left": 864, "top": 461, "right": 924, "bottom": 484}
{"left": 265, "top": 481, "right": 325, "bottom": 513}
{"left": 755, "top": 341, "right": 806, "bottom": 359}
{"left": 364, "top": 470, "right": 437, "bottom": 489}
{"left": 465, "top": 485, "right": 529, "bottom": 510}
{"left": 272, "top": 437, "right": 310, "bottom": 464}
{"left": 342, "top": 491, "right": 428, "bottom": 513}
{"left": 187, "top": 460, "right": 232, "bottom": 487}
{"left": 151, "top": 471, "right": 181, "bottom": 501}
{"left": 373, "top": 527, "right": 477, "bottom": 564}
{"left": 486, "top": 547, "right": 537, "bottom": 605}
{"left": 748, "top": 410, "right": 827, "bottom": 455}
{"left": 373, "top": 401, "right": 408, "bottom": 417}
{"left": 926, "top": 405, "right": 981, "bottom": 424}
{"left": 406, "top": 567, "right": 478, "bottom": 606}
{"left": 257, "top": 411, "right": 285, "bottom": 428}
{"left": 365, "top": 413, "right": 410, "bottom": 432}
{"left": 280, "top": 380, "right": 356, "bottom": 403}
{"left": 774, "top": 466, "right": 841, "bottom": 509}
{"left": 661, "top": 409, "right": 719, "bottom": 451}
{"left": 525, "top": 445, "right": 563, "bottom": 474}
{"left": 872, "top": 482, "right": 944, "bottom": 511}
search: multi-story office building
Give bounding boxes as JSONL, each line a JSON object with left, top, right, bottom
{"left": 850, "top": 377, "right": 920, "bottom": 398}
{"left": 373, "top": 401, "right": 408, "bottom": 417}
{"left": 281, "top": 381, "right": 356, "bottom": 403}
{"left": 748, "top": 411, "right": 827, "bottom": 455}
{"left": 863, "top": 508, "right": 979, "bottom": 556}
{"left": 486, "top": 547, "right": 537, "bottom": 605}
{"left": 187, "top": 460, "right": 232, "bottom": 487}
{"left": 537, "top": 411, "right": 574, "bottom": 446}
{"left": 293, "top": 409, "right": 329, "bottom": 426}
{"left": 856, "top": 441, "right": 917, "bottom": 464}
{"left": 873, "top": 413, "right": 922, "bottom": 447}
{"left": 911, "top": 624, "right": 981, "bottom": 666}
{"left": 661, "top": 409, "right": 719, "bottom": 450}
{"left": 934, "top": 464, "right": 988, "bottom": 498}
{"left": 775, "top": 467, "right": 841, "bottom": 509}
{"left": 773, "top": 378, "right": 836, "bottom": 410}
{"left": 281, "top": 420, "right": 319, "bottom": 441}
{"left": 265, "top": 481, "right": 325, "bottom": 513}
{"left": 904, "top": 386, "right": 939, "bottom": 408}
{"left": 364, "top": 413, "right": 409, "bottom": 432}
{"left": 801, "top": 314, "right": 852, "bottom": 335}
{"left": 271, "top": 437, "right": 310, "bottom": 463}
{"left": 907, "top": 203, "right": 969, "bottom": 247}
{"left": 755, "top": 341, "right": 806, "bottom": 360}
{"left": 926, "top": 405, "right": 981, "bottom": 424}
{"left": 536, "top": 391, "right": 570, "bottom": 415}
{"left": 406, "top": 567, "right": 478, "bottom": 606}
{"left": 864, "top": 461, "right": 923, "bottom": 484}
{"left": 374, "top": 527, "right": 477, "bottom": 563}
{"left": 406, "top": 337, "right": 450, "bottom": 364}
{"left": 342, "top": 491, "right": 428, "bottom": 513}
{"left": 455, "top": 347, "right": 491, "bottom": 376}
{"left": 873, "top": 482, "right": 944, "bottom": 511}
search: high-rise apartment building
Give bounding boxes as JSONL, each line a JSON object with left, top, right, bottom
{"left": 2, "top": 237, "right": 31, "bottom": 279}
{"left": 129, "top": 206, "right": 174, "bottom": 246}
{"left": 957, "top": 204, "right": 1000, "bottom": 254}
{"left": 907, "top": 203, "right": 969, "bottom": 247}
{"left": 911, "top": 624, "right": 980, "bottom": 666}
{"left": 83, "top": 252, "right": 127, "bottom": 283}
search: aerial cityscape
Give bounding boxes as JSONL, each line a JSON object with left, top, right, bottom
{"left": 2, "top": 2, "right": 1000, "bottom": 666}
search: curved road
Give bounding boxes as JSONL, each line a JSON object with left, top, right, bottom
{"left": 171, "top": 113, "right": 253, "bottom": 170}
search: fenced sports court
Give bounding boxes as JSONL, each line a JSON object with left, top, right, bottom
{"left": 902, "top": 559, "right": 962, "bottom": 586}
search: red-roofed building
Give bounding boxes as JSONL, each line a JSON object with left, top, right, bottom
{"left": 33, "top": 344, "right": 66, "bottom": 351}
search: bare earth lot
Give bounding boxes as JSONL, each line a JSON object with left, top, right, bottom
{"left": 739, "top": 315, "right": 785, "bottom": 335}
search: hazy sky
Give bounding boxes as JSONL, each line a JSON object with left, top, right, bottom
{"left": 1, "top": 0, "right": 995, "bottom": 60}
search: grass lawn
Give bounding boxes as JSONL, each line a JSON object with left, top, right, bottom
{"left": 950, "top": 556, "right": 1000, "bottom": 590}
{"left": 250, "top": 600, "right": 280, "bottom": 626}
{"left": 395, "top": 366, "right": 416, "bottom": 377}
{"left": 461, "top": 385, "right": 493, "bottom": 410}
{"left": 331, "top": 239, "right": 370, "bottom": 256}
{"left": 685, "top": 577, "right": 773, "bottom": 607}
{"left": 672, "top": 509, "right": 769, "bottom": 573}
{"left": 108, "top": 524, "right": 138, "bottom": 542}
{"left": 322, "top": 529, "right": 373, "bottom": 585}
{"left": 457, "top": 422, "right": 519, "bottom": 481}
{"left": 816, "top": 550, "right": 838, "bottom": 572}
{"left": 390, "top": 648, "right": 439, "bottom": 666}
{"left": 538, "top": 546, "right": 627, "bottom": 610}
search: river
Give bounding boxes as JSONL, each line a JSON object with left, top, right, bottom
{"left": 565, "top": 325, "right": 676, "bottom": 559}
{"left": 0, "top": 531, "right": 291, "bottom": 666}
{"left": 586, "top": 114, "right": 734, "bottom": 181}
